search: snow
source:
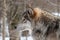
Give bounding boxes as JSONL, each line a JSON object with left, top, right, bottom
{"left": 52, "top": 13, "right": 60, "bottom": 16}
{"left": 21, "top": 36, "right": 33, "bottom": 40}
{"left": 0, "top": 36, "right": 33, "bottom": 40}
{"left": 0, "top": 36, "right": 9, "bottom": 40}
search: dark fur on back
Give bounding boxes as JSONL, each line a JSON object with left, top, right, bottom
{"left": 22, "top": 7, "right": 60, "bottom": 38}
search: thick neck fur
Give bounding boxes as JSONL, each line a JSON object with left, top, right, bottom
{"left": 31, "top": 7, "right": 60, "bottom": 37}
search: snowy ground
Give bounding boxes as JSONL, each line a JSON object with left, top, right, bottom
{"left": 0, "top": 36, "right": 33, "bottom": 40}
{"left": 0, "top": 36, "right": 9, "bottom": 40}
{"left": 21, "top": 36, "right": 33, "bottom": 40}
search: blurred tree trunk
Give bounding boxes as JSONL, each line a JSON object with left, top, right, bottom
{"left": 9, "top": 27, "right": 20, "bottom": 40}
{"left": 8, "top": 5, "right": 20, "bottom": 40}
{"left": 6, "top": 0, "right": 25, "bottom": 40}
{"left": 2, "top": 0, "right": 7, "bottom": 40}
{"left": 2, "top": 16, "right": 5, "bottom": 40}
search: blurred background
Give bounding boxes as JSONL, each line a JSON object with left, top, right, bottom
{"left": 0, "top": 0, "right": 60, "bottom": 40}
